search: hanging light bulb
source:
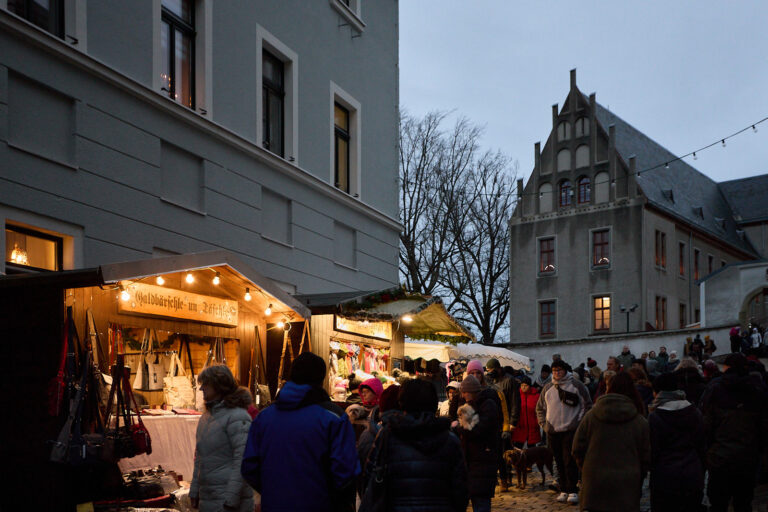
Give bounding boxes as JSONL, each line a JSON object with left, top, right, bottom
{"left": 185, "top": 272, "right": 195, "bottom": 284}
{"left": 244, "top": 288, "right": 252, "bottom": 301}
{"left": 402, "top": 315, "right": 413, "bottom": 323}
{"left": 212, "top": 272, "right": 221, "bottom": 285}
{"left": 721, "top": 139, "right": 726, "bottom": 147}
{"left": 277, "top": 320, "right": 285, "bottom": 329}
{"left": 664, "top": 162, "right": 669, "bottom": 169}
{"left": 753, "top": 125, "right": 758, "bottom": 133}
{"left": 120, "top": 286, "right": 130, "bottom": 302}
{"left": 156, "top": 275, "right": 165, "bottom": 285}
{"left": 265, "top": 303, "right": 272, "bottom": 316}
{"left": 693, "top": 152, "right": 697, "bottom": 160}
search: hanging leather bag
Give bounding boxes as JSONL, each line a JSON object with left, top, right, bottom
{"left": 195, "top": 338, "right": 226, "bottom": 410}
{"left": 124, "top": 368, "right": 152, "bottom": 455}
{"left": 163, "top": 338, "right": 196, "bottom": 409}
{"left": 145, "top": 330, "right": 167, "bottom": 391}
{"left": 133, "top": 329, "right": 151, "bottom": 391}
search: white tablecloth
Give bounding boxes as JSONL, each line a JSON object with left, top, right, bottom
{"left": 118, "top": 414, "right": 200, "bottom": 481}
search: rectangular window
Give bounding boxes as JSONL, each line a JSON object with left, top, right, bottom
{"left": 655, "top": 230, "right": 666, "bottom": 268}
{"left": 679, "top": 302, "right": 687, "bottom": 329}
{"left": 539, "top": 237, "right": 555, "bottom": 273}
{"left": 593, "top": 295, "right": 610, "bottom": 331}
{"left": 262, "top": 50, "right": 285, "bottom": 157}
{"left": 5, "top": 225, "right": 62, "bottom": 273}
{"left": 655, "top": 296, "right": 667, "bottom": 330}
{"left": 160, "top": 0, "right": 195, "bottom": 108}
{"left": 8, "top": 0, "right": 64, "bottom": 38}
{"left": 592, "top": 229, "right": 610, "bottom": 267}
{"left": 694, "top": 249, "right": 700, "bottom": 280}
{"left": 679, "top": 242, "right": 686, "bottom": 276}
{"left": 708, "top": 255, "right": 714, "bottom": 274}
{"left": 540, "top": 301, "right": 555, "bottom": 336}
{"left": 695, "top": 308, "right": 700, "bottom": 323}
{"left": 334, "top": 103, "right": 350, "bottom": 193}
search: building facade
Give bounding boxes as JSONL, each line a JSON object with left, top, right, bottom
{"left": 509, "top": 70, "right": 760, "bottom": 344}
{"left": 0, "top": 0, "right": 400, "bottom": 294}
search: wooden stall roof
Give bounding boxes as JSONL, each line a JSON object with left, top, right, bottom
{"left": 0, "top": 250, "right": 310, "bottom": 320}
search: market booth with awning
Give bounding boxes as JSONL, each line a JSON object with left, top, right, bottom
{"left": 297, "top": 287, "right": 476, "bottom": 394}
{"left": 405, "top": 340, "right": 531, "bottom": 371}
{"left": 0, "top": 250, "right": 309, "bottom": 509}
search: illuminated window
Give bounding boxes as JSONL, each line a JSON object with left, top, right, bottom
{"left": 694, "top": 249, "right": 700, "bottom": 280}
{"left": 655, "top": 296, "right": 667, "bottom": 330}
{"left": 160, "top": 0, "right": 195, "bottom": 108}
{"left": 5, "top": 225, "right": 62, "bottom": 273}
{"left": 592, "top": 229, "right": 610, "bottom": 268}
{"left": 679, "top": 242, "right": 686, "bottom": 276}
{"left": 539, "top": 237, "right": 555, "bottom": 273}
{"left": 593, "top": 296, "right": 610, "bottom": 331}
{"left": 655, "top": 231, "right": 666, "bottom": 268}
{"left": 334, "top": 103, "right": 350, "bottom": 193}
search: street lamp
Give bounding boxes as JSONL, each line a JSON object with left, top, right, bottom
{"left": 619, "top": 303, "right": 638, "bottom": 333}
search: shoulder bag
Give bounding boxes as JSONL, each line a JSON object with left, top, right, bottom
{"left": 133, "top": 329, "right": 151, "bottom": 391}
{"left": 164, "top": 338, "right": 196, "bottom": 409}
{"left": 145, "top": 330, "right": 167, "bottom": 391}
{"left": 358, "top": 425, "right": 390, "bottom": 512}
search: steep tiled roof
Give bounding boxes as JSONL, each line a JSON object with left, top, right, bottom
{"left": 718, "top": 174, "right": 768, "bottom": 224}
{"left": 592, "top": 102, "right": 756, "bottom": 256}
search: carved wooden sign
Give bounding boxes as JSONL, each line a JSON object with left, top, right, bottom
{"left": 118, "top": 282, "right": 238, "bottom": 326}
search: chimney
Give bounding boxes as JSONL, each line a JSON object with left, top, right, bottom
{"left": 534, "top": 141, "right": 541, "bottom": 173}
{"left": 570, "top": 68, "right": 577, "bottom": 91}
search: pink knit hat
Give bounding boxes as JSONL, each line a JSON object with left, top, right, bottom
{"left": 359, "top": 378, "right": 384, "bottom": 406}
{"left": 466, "top": 359, "right": 485, "bottom": 374}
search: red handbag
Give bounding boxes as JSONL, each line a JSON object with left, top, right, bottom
{"left": 123, "top": 369, "right": 152, "bottom": 456}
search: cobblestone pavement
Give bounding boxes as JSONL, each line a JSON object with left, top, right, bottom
{"left": 473, "top": 470, "right": 768, "bottom": 512}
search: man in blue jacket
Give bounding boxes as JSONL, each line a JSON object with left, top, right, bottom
{"left": 242, "top": 352, "right": 360, "bottom": 512}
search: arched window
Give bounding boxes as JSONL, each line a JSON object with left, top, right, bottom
{"left": 557, "top": 121, "right": 571, "bottom": 141}
{"left": 575, "top": 144, "right": 590, "bottom": 168}
{"left": 575, "top": 117, "right": 590, "bottom": 137}
{"left": 594, "top": 171, "right": 609, "bottom": 203}
{"left": 557, "top": 149, "right": 571, "bottom": 172}
{"left": 559, "top": 180, "right": 572, "bottom": 207}
{"left": 539, "top": 183, "right": 553, "bottom": 213}
{"left": 578, "top": 176, "right": 591, "bottom": 204}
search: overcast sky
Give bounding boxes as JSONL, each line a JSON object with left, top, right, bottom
{"left": 399, "top": 1, "right": 768, "bottom": 185}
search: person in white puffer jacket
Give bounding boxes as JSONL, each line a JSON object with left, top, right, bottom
{"left": 190, "top": 365, "right": 255, "bottom": 512}
{"left": 535, "top": 360, "right": 592, "bottom": 505}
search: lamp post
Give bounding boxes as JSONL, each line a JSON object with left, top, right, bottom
{"left": 619, "top": 304, "right": 638, "bottom": 333}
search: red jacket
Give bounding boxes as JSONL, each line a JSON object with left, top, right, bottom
{"left": 511, "top": 387, "right": 542, "bottom": 445}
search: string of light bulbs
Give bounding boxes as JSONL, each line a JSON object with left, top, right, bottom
{"left": 401, "top": 115, "right": 768, "bottom": 200}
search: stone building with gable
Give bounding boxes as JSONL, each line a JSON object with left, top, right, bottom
{"left": 509, "top": 69, "right": 765, "bottom": 345}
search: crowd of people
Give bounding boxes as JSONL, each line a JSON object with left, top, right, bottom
{"left": 184, "top": 334, "right": 768, "bottom": 512}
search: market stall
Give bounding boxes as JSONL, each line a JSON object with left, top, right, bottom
{"left": 0, "top": 250, "right": 309, "bottom": 510}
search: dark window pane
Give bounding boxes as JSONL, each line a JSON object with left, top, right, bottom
{"left": 175, "top": 30, "right": 193, "bottom": 107}
{"left": 268, "top": 93, "right": 284, "bottom": 156}
{"left": 162, "top": 0, "right": 192, "bottom": 23}
{"left": 8, "top": 0, "right": 62, "bottom": 37}
{"left": 336, "top": 137, "right": 349, "bottom": 192}
{"left": 161, "top": 22, "right": 171, "bottom": 94}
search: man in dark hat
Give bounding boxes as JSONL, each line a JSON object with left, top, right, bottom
{"left": 700, "top": 352, "right": 768, "bottom": 512}
{"left": 242, "top": 352, "right": 360, "bottom": 512}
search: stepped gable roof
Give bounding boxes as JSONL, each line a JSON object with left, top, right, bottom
{"left": 591, "top": 101, "right": 756, "bottom": 256}
{"left": 718, "top": 174, "right": 768, "bottom": 224}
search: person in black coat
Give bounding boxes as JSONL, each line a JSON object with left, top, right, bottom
{"left": 360, "top": 378, "right": 468, "bottom": 512}
{"left": 700, "top": 353, "right": 768, "bottom": 512}
{"left": 454, "top": 375, "right": 500, "bottom": 512}
{"left": 648, "top": 373, "right": 706, "bottom": 512}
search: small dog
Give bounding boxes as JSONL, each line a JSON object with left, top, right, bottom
{"left": 456, "top": 403, "right": 479, "bottom": 430}
{"left": 503, "top": 446, "right": 553, "bottom": 490}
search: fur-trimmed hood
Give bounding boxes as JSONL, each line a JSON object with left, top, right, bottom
{"left": 220, "top": 386, "right": 253, "bottom": 409}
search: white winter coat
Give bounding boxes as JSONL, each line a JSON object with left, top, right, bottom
{"left": 190, "top": 389, "right": 255, "bottom": 512}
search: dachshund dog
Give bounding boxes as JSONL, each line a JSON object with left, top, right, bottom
{"left": 503, "top": 446, "right": 554, "bottom": 490}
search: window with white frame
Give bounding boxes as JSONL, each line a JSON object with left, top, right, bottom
{"left": 330, "top": 82, "right": 360, "bottom": 197}
{"left": 329, "top": 0, "right": 365, "bottom": 32}
{"left": 257, "top": 25, "right": 298, "bottom": 162}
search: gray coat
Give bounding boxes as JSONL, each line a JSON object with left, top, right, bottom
{"left": 190, "top": 388, "right": 255, "bottom": 512}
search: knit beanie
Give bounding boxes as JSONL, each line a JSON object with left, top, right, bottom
{"left": 460, "top": 374, "right": 481, "bottom": 394}
{"left": 466, "top": 359, "right": 484, "bottom": 374}
{"left": 360, "top": 378, "right": 384, "bottom": 406}
{"left": 289, "top": 352, "right": 326, "bottom": 386}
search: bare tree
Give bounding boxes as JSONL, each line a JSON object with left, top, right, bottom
{"left": 441, "top": 153, "right": 518, "bottom": 343}
{"left": 399, "top": 110, "right": 480, "bottom": 295}
{"left": 399, "top": 110, "right": 517, "bottom": 343}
